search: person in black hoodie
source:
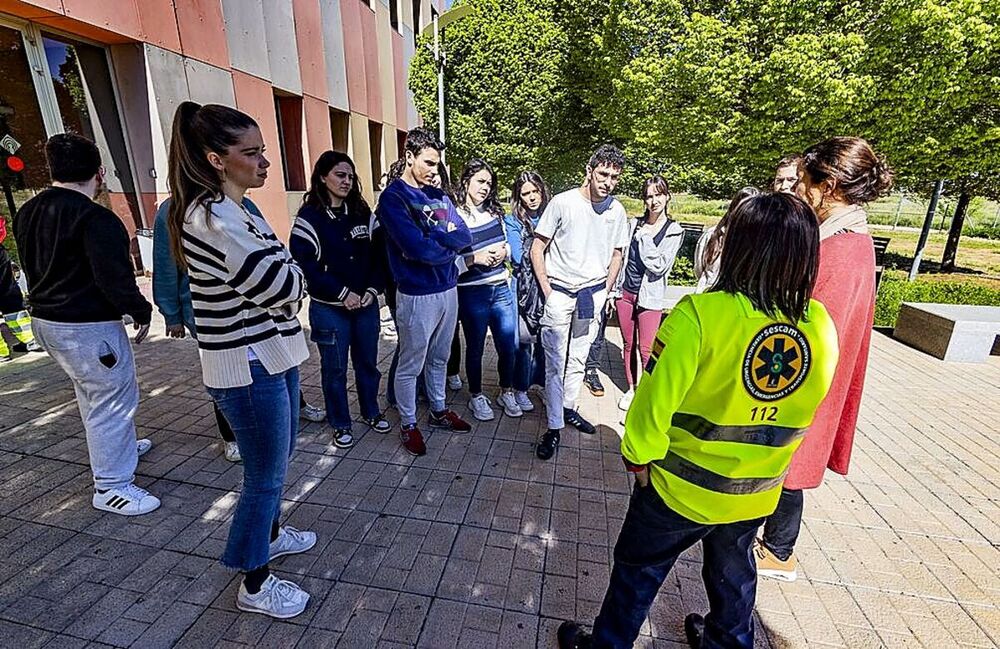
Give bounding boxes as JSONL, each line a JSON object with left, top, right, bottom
{"left": 290, "top": 151, "right": 389, "bottom": 449}
{"left": 13, "top": 133, "right": 159, "bottom": 516}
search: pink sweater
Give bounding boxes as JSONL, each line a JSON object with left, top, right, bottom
{"left": 785, "top": 233, "right": 876, "bottom": 490}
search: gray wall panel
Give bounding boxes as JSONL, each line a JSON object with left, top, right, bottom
{"left": 321, "top": 0, "right": 350, "bottom": 111}
{"left": 184, "top": 58, "right": 236, "bottom": 107}
{"left": 221, "top": 0, "right": 271, "bottom": 80}
{"left": 263, "top": 0, "right": 303, "bottom": 94}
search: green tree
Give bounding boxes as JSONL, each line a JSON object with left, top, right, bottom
{"left": 409, "top": 0, "right": 591, "bottom": 190}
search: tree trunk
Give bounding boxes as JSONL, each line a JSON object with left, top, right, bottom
{"left": 941, "top": 191, "right": 971, "bottom": 273}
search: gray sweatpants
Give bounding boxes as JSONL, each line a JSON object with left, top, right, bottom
{"left": 394, "top": 288, "right": 459, "bottom": 426}
{"left": 32, "top": 319, "right": 140, "bottom": 490}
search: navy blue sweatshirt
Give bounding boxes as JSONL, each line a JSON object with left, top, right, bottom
{"left": 290, "top": 201, "right": 384, "bottom": 306}
{"left": 375, "top": 179, "right": 472, "bottom": 296}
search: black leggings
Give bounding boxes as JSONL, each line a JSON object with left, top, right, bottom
{"left": 761, "top": 488, "right": 804, "bottom": 561}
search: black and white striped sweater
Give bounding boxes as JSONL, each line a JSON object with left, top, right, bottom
{"left": 182, "top": 196, "right": 309, "bottom": 388}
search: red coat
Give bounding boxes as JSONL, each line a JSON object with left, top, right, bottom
{"left": 785, "top": 233, "right": 875, "bottom": 490}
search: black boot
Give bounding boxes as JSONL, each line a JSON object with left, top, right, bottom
{"left": 557, "top": 621, "right": 593, "bottom": 649}
{"left": 536, "top": 429, "right": 560, "bottom": 460}
{"left": 684, "top": 613, "right": 705, "bottom": 648}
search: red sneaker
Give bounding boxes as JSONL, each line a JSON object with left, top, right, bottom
{"left": 429, "top": 409, "right": 472, "bottom": 433}
{"left": 400, "top": 424, "right": 426, "bottom": 456}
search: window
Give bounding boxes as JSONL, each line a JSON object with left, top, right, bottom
{"left": 273, "top": 93, "right": 305, "bottom": 191}
{"left": 390, "top": 0, "right": 399, "bottom": 31}
{"left": 330, "top": 108, "right": 349, "bottom": 153}
{"left": 368, "top": 121, "right": 383, "bottom": 189}
{"left": 397, "top": 129, "right": 407, "bottom": 160}
{"left": 412, "top": 0, "right": 422, "bottom": 45}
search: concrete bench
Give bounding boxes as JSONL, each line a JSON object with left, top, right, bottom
{"left": 894, "top": 302, "right": 1000, "bottom": 362}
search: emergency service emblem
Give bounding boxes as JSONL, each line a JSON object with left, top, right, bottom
{"left": 742, "top": 324, "right": 811, "bottom": 401}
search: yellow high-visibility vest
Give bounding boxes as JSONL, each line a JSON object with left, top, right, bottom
{"left": 623, "top": 291, "right": 839, "bottom": 524}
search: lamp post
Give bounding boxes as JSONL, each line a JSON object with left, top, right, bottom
{"left": 421, "top": 4, "right": 473, "bottom": 164}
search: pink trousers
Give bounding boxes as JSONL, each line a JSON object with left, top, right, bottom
{"left": 616, "top": 291, "right": 663, "bottom": 388}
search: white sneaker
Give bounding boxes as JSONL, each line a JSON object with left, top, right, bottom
{"left": 514, "top": 391, "right": 534, "bottom": 412}
{"left": 224, "top": 441, "right": 242, "bottom": 462}
{"left": 618, "top": 389, "right": 635, "bottom": 411}
{"left": 93, "top": 483, "right": 161, "bottom": 516}
{"left": 237, "top": 574, "right": 310, "bottom": 619}
{"left": 468, "top": 394, "right": 495, "bottom": 421}
{"left": 447, "top": 374, "right": 463, "bottom": 390}
{"left": 269, "top": 526, "right": 317, "bottom": 560}
{"left": 136, "top": 438, "right": 152, "bottom": 457}
{"left": 496, "top": 391, "right": 523, "bottom": 418}
{"left": 299, "top": 403, "right": 326, "bottom": 423}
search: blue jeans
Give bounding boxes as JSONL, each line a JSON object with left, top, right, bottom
{"left": 309, "top": 302, "right": 381, "bottom": 427}
{"left": 592, "top": 484, "right": 760, "bottom": 648}
{"left": 458, "top": 282, "right": 517, "bottom": 394}
{"left": 208, "top": 361, "right": 299, "bottom": 571}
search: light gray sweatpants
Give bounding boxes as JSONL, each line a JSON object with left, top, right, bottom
{"left": 394, "top": 288, "right": 459, "bottom": 426}
{"left": 540, "top": 288, "right": 607, "bottom": 430}
{"left": 32, "top": 319, "right": 140, "bottom": 490}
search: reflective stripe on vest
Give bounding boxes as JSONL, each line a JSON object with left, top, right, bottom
{"left": 653, "top": 452, "right": 789, "bottom": 495}
{"left": 671, "top": 413, "right": 806, "bottom": 447}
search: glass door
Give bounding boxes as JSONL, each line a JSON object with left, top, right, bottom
{"left": 0, "top": 17, "right": 145, "bottom": 265}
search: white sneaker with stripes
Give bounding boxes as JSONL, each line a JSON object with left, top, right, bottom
{"left": 92, "top": 483, "right": 161, "bottom": 516}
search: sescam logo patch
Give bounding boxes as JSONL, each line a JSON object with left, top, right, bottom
{"left": 742, "top": 324, "right": 811, "bottom": 401}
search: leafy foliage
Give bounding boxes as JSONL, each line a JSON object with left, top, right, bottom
{"left": 409, "top": 0, "right": 1000, "bottom": 200}
{"left": 874, "top": 272, "right": 1000, "bottom": 327}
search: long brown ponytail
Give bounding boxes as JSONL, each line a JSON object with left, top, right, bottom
{"left": 166, "top": 101, "right": 258, "bottom": 269}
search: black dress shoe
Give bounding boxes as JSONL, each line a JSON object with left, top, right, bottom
{"left": 583, "top": 370, "right": 605, "bottom": 396}
{"left": 536, "top": 429, "right": 560, "bottom": 460}
{"left": 564, "top": 408, "right": 596, "bottom": 435}
{"left": 557, "top": 621, "right": 593, "bottom": 649}
{"left": 684, "top": 613, "right": 705, "bottom": 648}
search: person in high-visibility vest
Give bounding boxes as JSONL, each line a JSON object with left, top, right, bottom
{"left": 557, "top": 192, "right": 840, "bottom": 649}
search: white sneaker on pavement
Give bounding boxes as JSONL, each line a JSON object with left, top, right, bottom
{"left": 269, "top": 526, "right": 317, "bottom": 560}
{"left": 618, "top": 389, "right": 635, "bottom": 411}
{"left": 237, "top": 574, "right": 310, "bottom": 619}
{"left": 299, "top": 403, "right": 326, "bottom": 423}
{"left": 93, "top": 483, "right": 160, "bottom": 516}
{"left": 514, "top": 391, "right": 534, "bottom": 412}
{"left": 447, "top": 374, "right": 463, "bottom": 390}
{"left": 468, "top": 394, "right": 495, "bottom": 421}
{"left": 496, "top": 391, "right": 523, "bottom": 418}
{"left": 136, "top": 439, "right": 152, "bottom": 457}
{"left": 224, "top": 441, "right": 242, "bottom": 462}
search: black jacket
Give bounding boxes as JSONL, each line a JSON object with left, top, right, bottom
{"left": 289, "top": 202, "right": 385, "bottom": 306}
{"left": 13, "top": 187, "right": 151, "bottom": 324}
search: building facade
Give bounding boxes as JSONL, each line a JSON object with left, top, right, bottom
{"left": 0, "top": 0, "right": 437, "bottom": 251}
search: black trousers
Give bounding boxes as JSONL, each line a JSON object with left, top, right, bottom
{"left": 760, "top": 488, "right": 804, "bottom": 561}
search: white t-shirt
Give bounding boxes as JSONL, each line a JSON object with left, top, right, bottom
{"left": 534, "top": 188, "right": 629, "bottom": 290}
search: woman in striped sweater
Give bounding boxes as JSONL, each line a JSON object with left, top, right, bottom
{"left": 166, "top": 102, "right": 316, "bottom": 619}
{"left": 454, "top": 159, "right": 521, "bottom": 421}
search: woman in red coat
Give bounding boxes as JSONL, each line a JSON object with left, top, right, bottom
{"left": 756, "top": 137, "right": 893, "bottom": 581}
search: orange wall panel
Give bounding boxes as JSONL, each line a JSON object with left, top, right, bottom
{"left": 360, "top": 4, "right": 381, "bottom": 121}
{"left": 174, "top": 0, "right": 230, "bottom": 69}
{"left": 61, "top": 0, "right": 142, "bottom": 40}
{"left": 291, "top": 0, "right": 328, "bottom": 101}
{"left": 136, "top": 0, "right": 181, "bottom": 52}
{"left": 232, "top": 70, "right": 291, "bottom": 240}
{"left": 303, "top": 94, "right": 333, "bottom": 171}
{"left": 0, "top": 0, "right": 62, "bottom": 18}
{"left": 340, "top": 0, "right": 368, "bottom": 116}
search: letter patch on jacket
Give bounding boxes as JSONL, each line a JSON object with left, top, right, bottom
{"left": 742, "top": 324, "right": 811, "bottom": 401}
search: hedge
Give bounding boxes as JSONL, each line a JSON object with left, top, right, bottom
{"left": 874, "top": 273, "right": 1000, "bottom": 328}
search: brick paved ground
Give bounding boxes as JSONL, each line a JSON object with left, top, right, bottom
{"left": 1, "top": 288, "right": 998, "bottom": 648}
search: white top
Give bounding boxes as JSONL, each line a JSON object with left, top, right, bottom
{"left": 183, "top": 196, "right": 309, "bottom": 388}
{"left": 694, "top": 225, "right": 719, "bottom": 293}
{"left": 534, "top": 188, "right": 629, "bottom": 291}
